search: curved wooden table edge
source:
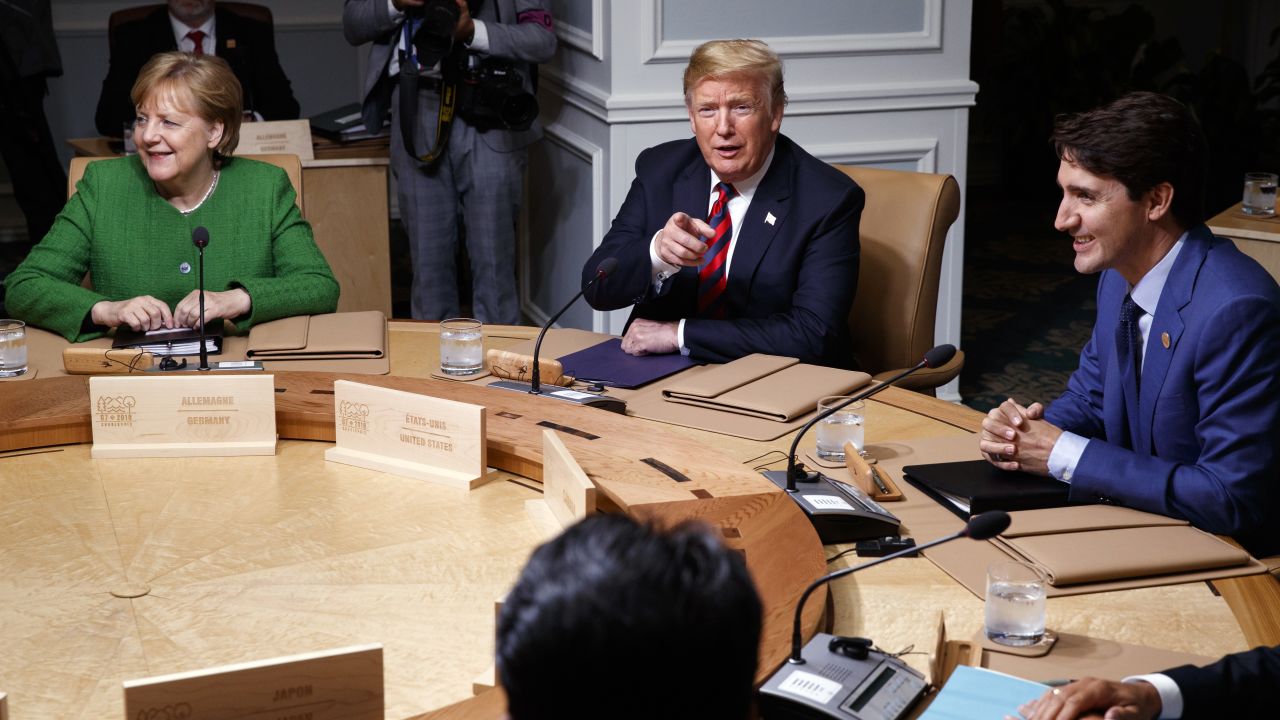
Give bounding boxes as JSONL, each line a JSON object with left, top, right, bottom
{"left": 0, "top": 371, "right": 829, "bottom": 719}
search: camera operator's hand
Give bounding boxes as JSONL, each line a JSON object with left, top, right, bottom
{"left": 453, "top": 0, "right": 475, "bottom": 42}
{"left": 392, "top": 0, "right": 425, "bottom": 10}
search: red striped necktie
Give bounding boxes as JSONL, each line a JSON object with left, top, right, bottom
{"left": 186, "top": 30, "right": 206, "bottom": 55}
{"left": 697, "top": 181, "right": 737, "bottom": 318}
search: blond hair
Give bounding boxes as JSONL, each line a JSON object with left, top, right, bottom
{"left": 683, "top": 39, "right": 786, "bottom": 111}
{"left": 132, "top": 52, "right": 242, "bottom": 164}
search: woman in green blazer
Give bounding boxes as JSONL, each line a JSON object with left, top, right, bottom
{"left": 5, "top": 52, "right": 338, "bottom": 342}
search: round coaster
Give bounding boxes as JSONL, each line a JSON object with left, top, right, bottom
{"left": 979, "top": 628, "right": 1058, "bottom": 657}
{"left": 110, "top": 584, "right": 151, "bottom": 599}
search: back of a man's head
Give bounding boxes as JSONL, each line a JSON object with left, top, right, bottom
{"left": 1051, "top": 91, "right": 1208, "bottom": 229}
{"left": 496, "top": 513, "right": 763, "bottom": 720}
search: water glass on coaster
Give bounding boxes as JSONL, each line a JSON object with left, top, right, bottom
{"left": 985, "top": 561, "right": 1047, "bottom": 647}
{"left": 439, "top": 318, "right": 484, "bottom": 376}
{"left": 815, "top": 396, "right": 864, "bottom": 462}
{"left": 1242, "top": 172, "right": 1277, "bottom": 216}
{"left": 0, "top": 319, "right": 28, "bottom": 378}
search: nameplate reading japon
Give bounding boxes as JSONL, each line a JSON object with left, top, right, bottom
{"left": 324, "top": 380, "right": 490, "bottom": 489}
{"left": 89, "top": 374, "right": 276, "bottom": 458}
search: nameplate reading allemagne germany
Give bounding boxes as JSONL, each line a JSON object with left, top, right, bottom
{"left": 324, "top": 380, "right": 490, "bottom": 489}
{"left": 89, "top": 374, "right": 276, "bottom": 458}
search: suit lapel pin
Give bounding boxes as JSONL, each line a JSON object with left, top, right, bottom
{"left": 765, "top": 212, "right": 776, "bottom": 226}
{"left": 1161, "top": 331, "right": 1170, "bottom": 349}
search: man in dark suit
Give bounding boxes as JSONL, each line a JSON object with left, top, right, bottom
{"left": 0, "top": 0, "right": 65, "bottom": 246}
{"left": 1014, "top": 645, "right": 1280, "bottom": 719}
{"left": 980, "top": 92, "right": 1280, "bottom": 556}
{"left": 583, "top": 39, "right": 863, "bottom": 367}
{"left": 94, "top": 0, "right": 299, "bottom": 136}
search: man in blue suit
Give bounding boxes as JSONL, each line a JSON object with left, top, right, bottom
{"left": 980, "top": 92, "right": 1280, "bottom": 557}
{"left": 1014, "top": 645, "right": 1280, "bottom": 719}
{"left": 582, "top": 39, "right": 863, "bottom": 367}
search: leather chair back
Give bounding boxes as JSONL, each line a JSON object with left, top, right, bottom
{"left": 68, "top": 153, "right": 303, "bottom": 213}
{"left": 834, "top": 164, "right": 962, "bottom": 390}
{"left": 108, "top": 3, "right": 274, "bottom": 55}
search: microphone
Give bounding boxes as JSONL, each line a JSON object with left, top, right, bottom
{"left": 759, "top": 511, "right": 1011, "bottom": 719}
{"left": 489, "top": 258, "right": 625, "bottom": 413}
{"left": 531, "top": 257, "right": 617, "bottom": 394}
{"left": 762, "top": 344, "right": 957, "bottom": 545}
{"left": 192, "top": 226, "right": 210, "bottom": 371}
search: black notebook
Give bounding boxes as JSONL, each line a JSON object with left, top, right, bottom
{"left": 901, "top": 459, "right": 1071, "bottom": 520}
{"left": 112, "top": 325, "right": 222, "bottom": 356}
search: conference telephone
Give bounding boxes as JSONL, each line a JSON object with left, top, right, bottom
{"left": 763, "top": 469, "right": 902, "bottom": 543}
{"left": 758, "top": 633, "right": 927, "bottom": 720}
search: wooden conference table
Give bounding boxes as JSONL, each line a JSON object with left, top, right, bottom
{"left": 0, "top": 322, "right": 1276, "bottom": 719}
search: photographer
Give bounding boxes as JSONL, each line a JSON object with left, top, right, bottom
{"left": 343, "top": 0, "right": 555, "bottom": 324}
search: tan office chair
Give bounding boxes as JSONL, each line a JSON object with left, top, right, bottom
{"left": 68, "top": 153, "right": 303, "bottom": 214}
{"left": 107, "top": 3, "right": 274, "bottom": 55}
{"left": 834, "top": 164, "right": 964, "bottom": 394}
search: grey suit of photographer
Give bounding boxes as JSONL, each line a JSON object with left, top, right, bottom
{"left": 344, "top": 0, "right": 555, "bottom": 322}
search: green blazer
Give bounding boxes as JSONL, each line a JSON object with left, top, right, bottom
{"left": 5, "top": 155, "right": 339, "bottom": 342}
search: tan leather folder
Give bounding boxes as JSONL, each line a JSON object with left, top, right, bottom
{"left": 661, "top": 354, "right": 866, "bottom": 422}
{"left": 247, "top": 311, "right": 386, "bottom": 360}
{"left": 874, "top": 434, "right": 1266, "bottom": 598}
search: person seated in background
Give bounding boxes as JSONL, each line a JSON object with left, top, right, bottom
{"left": 979, "top": 92, "right": 1280, "bottom": 557}
{"left": 496, "top": 513, "right": 763, "bottom": 719}
{"left": 5, "top": 52, "right": 338, "bottom": 342}
{"left": 1013, "top": 644, "right": 1280, "bottom": 719}
{"left": 582, "top": 39, "right": 863, "bottom": 367}
{"left": 95, "top": 0, "right": 299, "bottom": 136}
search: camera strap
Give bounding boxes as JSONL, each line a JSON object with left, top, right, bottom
{"left": 399, "top": 59, "right": 457, "bottom": 165}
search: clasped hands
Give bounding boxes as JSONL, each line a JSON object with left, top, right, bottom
{"left": 620, "top": 212, "right": 716, "bottom": 357}
{"left": 91, "top": 288, "right": 251, "bottom": 333}
{"left": 979, "top": 398, "right": 1064, "bottom": 476}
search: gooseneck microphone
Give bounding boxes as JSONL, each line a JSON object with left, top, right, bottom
{"left": 758, "top": 511, "right": 1011, "bottom": 720}
{"left": 787, "top": 510, "right": 1009, "bottom": 664}
{"left": 783, "top": 344, "right": 957, "bottom": 492}
{"left": 192, "top": 226, "right": 210, "bottom": 371}
{"left": 762, "top": 344, "right": 958, "bottom": 544}
{"left": 530, "top": 257, "right": 618, "bottom": 394}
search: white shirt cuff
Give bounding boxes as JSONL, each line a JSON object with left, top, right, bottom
{"left": 1047, "top": 431, "right": 1088, "bottom": 483}
{"left": 467, "top": 19, "right": 489, "bottom": 52}
{"left": 650, "top": 229, "right": 680, "bottom": 285}
{"left": 1123, "top": 674, "right": 1181, "bottom": 719}
{"left": 677, "top": 319, "right": 689, "bottom": 356}
{"left": 387, "top": 0, "right": 402, "bottom": 18}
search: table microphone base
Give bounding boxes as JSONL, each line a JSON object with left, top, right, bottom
{"left": 763, "top": 470, "right": 901, "bottom": 545}
{"left": 489, "top": 380, "right": 626, "bottom": 414}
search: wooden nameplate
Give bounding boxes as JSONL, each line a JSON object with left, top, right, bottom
{"left": 89, "top": 375, "right": 276, "bottom": 458}
{"left": 527, "top": 428, "right": 597, "bottom": 530}
{"left": 324, "top": 380, "right": 491, "bottom": 490}
{"left": 123, "top": 644, "right": 382, "bottom": 720}
{"left": 1, "top": 691, "right": 7, "bottom": 720}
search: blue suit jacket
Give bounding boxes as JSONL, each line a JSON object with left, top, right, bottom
{"left": 1163, "top": 644, "right": 1280, "bottom": 717}
{"left": 583, "top": 134, "right": 863, "bottom": 366}
{"left": 1044, "top": 226, "right": 1280, "bottom": 556}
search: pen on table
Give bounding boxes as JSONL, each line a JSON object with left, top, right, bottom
{"left": 1043, "top": 678, "right": 1075, "bottom": 687}
{"left": 870, "top": 465, "right": 890, "bottom": 495}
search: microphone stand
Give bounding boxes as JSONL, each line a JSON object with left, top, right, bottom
{"left": 197, "top": 241, "right": 209, "bottom": 372}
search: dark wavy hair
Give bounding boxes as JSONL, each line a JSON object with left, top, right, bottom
{"left": 1052, "top": 91, "right": 1208, "bottom": 229}
{"left": 497, "top": 513, "right": 763, "bottom": 720}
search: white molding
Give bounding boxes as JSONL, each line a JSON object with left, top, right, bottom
{"left": 806, "top": 139, "right": 940, "bottom": 174}
{"left": 556, "top": 0, "right": 605, "bottom": 61}
{"left": 542, "top": 68, "right": 977, "bottom": 124}
{"left": 644, "top": 0, "right": 942, "bottom": 63}
{"left": 522, "top": 123, "right": 605, "bottom": 328}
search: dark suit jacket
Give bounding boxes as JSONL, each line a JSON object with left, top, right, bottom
{"left": 584, "top": 134, "right": 863, "bottom": 367}
{"left": 94, "top": 6, "right": 300, "bottom": 136}
{"left": 1163, "top": 644, "right": 1280, "bottom": 717}
{"left": 1044, "top": 226, "right": 1280, "bottom": 556}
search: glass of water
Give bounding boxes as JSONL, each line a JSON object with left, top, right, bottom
{"left": 985, "top": 561, "right": 1047, "bottom": 647}
{"left": 1242, "top": 172, "right": 1277, "bottom": 216}
{"left": 0, "top": 319, "right": 28, "bottom": 377}
{"left": 439, "top": 317, "right": 484, "bottom": 376}
{"left": 814, "top": 396, "right": 864, "bottom": 462}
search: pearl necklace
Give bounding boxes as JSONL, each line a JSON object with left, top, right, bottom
{"left": 179, "top": 171, "right": 220, "bottom": 216}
